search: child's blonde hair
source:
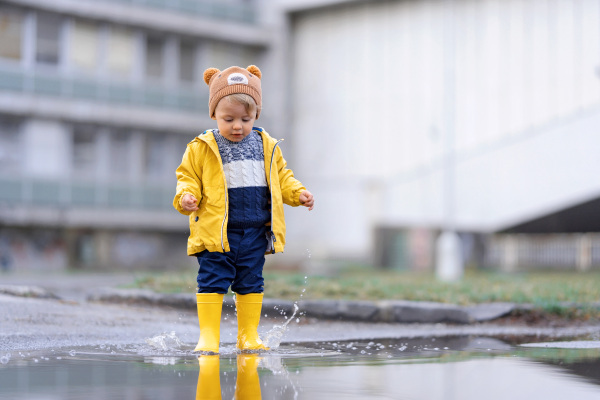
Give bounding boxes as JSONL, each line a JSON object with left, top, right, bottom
{"left": 223, "top": 93, "right": 261, "bottom": 117}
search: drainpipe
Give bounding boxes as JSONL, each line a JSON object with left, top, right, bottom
{"left": 435, "top": 0, "right": 464, "bottom": 282}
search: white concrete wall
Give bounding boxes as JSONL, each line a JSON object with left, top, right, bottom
{"left": 284, "top": 0, "right": 600, "bottom": 261}
{"left": 388, "top": 107, "right": 600, "bottom": 231}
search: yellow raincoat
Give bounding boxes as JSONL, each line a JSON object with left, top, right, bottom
{"left": 173, "top": 128, "right": 306, "bottom": 255}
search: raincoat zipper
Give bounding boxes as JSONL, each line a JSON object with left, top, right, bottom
{"left": 267, "top": 139, "right": 283, "bottom": 254}
{"left": 205, "top": 130, "right": 228, "bottom": 252}
{"left": 220, "top": 168, "right": 228, "bottom": 252}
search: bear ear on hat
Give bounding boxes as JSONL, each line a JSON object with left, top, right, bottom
{"left": 246, "top": 65, "right": 261, "bottom": 79}
{"left": 203, "top": 68, "right": 220, "bottom": 85}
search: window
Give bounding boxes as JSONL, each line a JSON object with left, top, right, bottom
{"left": 0, "top": 117, "right": 22, "bottom": 174}
{"left": 0, "top": 7, "right": 23, "bottom": 61}
{"left": 72, "top": 126, "right": 96, "bottom": 177}
{"left": 107, "top": 26, "right": 134, "bottom": 78}
{"left": 145, "top": 35, "right": 164, "bottom": 79}
{"left": 171, "top": 135, "right": 191, "bottom": 175}
{"left": 145, "top": 133, "right": 166, "bottom": 180}
{"left": 109, "top": 130, "right": 131, "bottom": 179}
{"left": 209, "top": 42, "right": 259, "bottom": 71}
{"left": 36, "top": 12, "right": 62, "bottom": 65}
{"left": 179, "top": 40, "right": 196, "bottom": 82}
{"left": 70, "top": 19, "right": 99, "bottom": 72}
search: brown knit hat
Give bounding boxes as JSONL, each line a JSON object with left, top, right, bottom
{"left": 204, "top": 65, "right": 262, "bottom": 119}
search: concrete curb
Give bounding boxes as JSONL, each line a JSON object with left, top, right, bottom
{"left": 85, "top": 288, "right": 517, "bottom": 324}
{"left": 12, "top": 285, "right": 595, "bottom": 324}
{"left": 0, "top": 284, "right": 59, "bottom": 299}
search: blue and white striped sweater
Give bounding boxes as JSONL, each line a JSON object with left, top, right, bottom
{"left": 214, "top": 130, "right": 270, "bottom": 229}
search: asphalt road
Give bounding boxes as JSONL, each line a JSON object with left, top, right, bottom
{"left": 2, "top": 291, "right": 600, "bottom": 355}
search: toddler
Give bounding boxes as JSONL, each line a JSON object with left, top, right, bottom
{"left": 174, "top": 65, "right": 314, "bottom": 353}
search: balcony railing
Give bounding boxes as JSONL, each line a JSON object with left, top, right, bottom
{"left": 0, "top": 64, "right": 207, "bottom": 113}
{"left": 90, "top": 0, "right": 256, "bottom": 24}
{"left": 0, "top": 175, "right": 174, "bottom": 211}
{"left": 485, "top": 233, "right": 600, "bottom": 271}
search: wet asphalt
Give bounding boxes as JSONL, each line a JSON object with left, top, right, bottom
{"left": 1, "top": 272, "right": 600, "bottom": 353}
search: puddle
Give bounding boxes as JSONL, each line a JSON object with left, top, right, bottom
{"left": 2, "top": 335, "right": 600, "bottom": 399}
{"left": 520, "top": 341, "right": 600, "bottom": 349}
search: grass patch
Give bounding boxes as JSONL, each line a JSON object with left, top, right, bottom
{"left": 125, "top": 266, "right": 600, "bottom": 310}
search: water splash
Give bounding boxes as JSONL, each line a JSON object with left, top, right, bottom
{"left": 263, "top": 252, "right": 310, "bottom": 351}
{"left": 263, "top": 303, "right": 299, "bottom": 349}
{"left": 145, "top": 331, "right": 183, "bottom": 351}
{"left": 0, "top": 353, "right": 10, "bottom": 365}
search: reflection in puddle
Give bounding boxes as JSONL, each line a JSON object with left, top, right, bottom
{"left": 1, "top": 336, "right": 600, "bottom": 399}
{"left": 197, "top": 355, "right": 221, "bottom": 399}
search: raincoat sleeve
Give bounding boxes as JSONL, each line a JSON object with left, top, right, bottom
{"left": 275, "top": 146, "right": 306, "bottom": 207}
{"left": 173, "top": 144, "right": 203, "bottom": 216}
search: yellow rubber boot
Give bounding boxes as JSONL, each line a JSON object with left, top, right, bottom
{"left": 194, "top": 293, "right": 224, "bottom": 353}
{"left": 235, "top": 293, "right": 269, "bottom": 352}
{"left": 234, "top": 354, "right": 262, "bottom": 400}
{"left": 196, "top": 355, "right": 222, "bottom": 400}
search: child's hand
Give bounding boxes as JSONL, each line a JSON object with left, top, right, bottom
{"left": 299, "top": 190, "right": 314, "bottom": 211}
{"left": 182, "top": 193, "right": 199, "bottom": 212}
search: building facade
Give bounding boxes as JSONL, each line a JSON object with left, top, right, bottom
{"left": 0, "top": 0, "right": 273, "bottom": 271}
{"left": 281, "top": 0, "right": 600, "bottom": 269}
{"left": 2, "top": 0, "right": 599, "bottom": 273}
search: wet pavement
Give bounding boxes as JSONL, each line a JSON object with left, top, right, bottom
{"left": 2, "top": 332, "right": 600, "bottom": 399}
{"left": 1, "top": 272, "right": 600, "bottom": 399}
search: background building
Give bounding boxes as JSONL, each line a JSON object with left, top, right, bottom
{"left": 0, "top": 0, "right": 272, "bottom": 271}
{"left": 279, "top": 0, "right": 600, "bottom": 271}
{"left": 1, "top": 0, "right": 599, "bottom": 273}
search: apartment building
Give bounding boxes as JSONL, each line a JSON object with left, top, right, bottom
{"left": 0, "top": 0, "right": 271, "bottom": 271}
{"left": 4, "top": 0, "right": 599, "bottom": 273}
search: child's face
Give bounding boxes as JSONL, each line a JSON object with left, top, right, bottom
{"left": 214, "top": 99, "right": 256, "bottom": 142}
